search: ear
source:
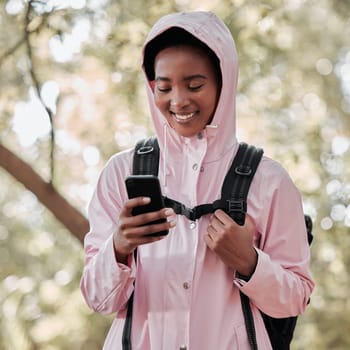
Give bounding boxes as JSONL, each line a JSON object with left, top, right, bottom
{"left": 150, "top": 80, "right": 155, "bottom": 92}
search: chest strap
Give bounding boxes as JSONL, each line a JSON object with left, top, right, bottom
{"left": 161, "top": 142, "right": 263, "bottom": 224}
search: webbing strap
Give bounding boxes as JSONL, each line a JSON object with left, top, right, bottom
{"left": 222, "top": 143, "right": 263, "bottom": 225}
{"left": 163, "top": 197, "right": 247, "bottom": 222}
{"left": 122, "top": 250, "right": 137, "bottom": 350}
{"left": 240, "top": 291, "right": 259, "bottom": 350}
{"left": 133, "top": 136, "right": 159, "bottom": 176}
{"left": 123, "top": 137, "right": 160, "bottom": 350}
{"left": 122, "top": 292, "right": 133, "bottom": 349}
{"left": 222, "top": 143, "right": 263, "bottom": 350}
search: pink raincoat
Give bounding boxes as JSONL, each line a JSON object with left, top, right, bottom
{"left": 80, "top": 11, "right": 314, "bottom": 350}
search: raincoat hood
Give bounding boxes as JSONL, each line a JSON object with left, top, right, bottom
{"left": 141, "top": 11, "right": 238, "bottom": 162}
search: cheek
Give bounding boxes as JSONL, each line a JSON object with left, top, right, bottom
{"left": 154, "top": 93, "right": 166, "bottom": 110}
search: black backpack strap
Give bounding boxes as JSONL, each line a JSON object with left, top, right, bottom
{"left": 223, "top": 143, "right": 263, "bottom": 350}
{"left": 164, "top": 197, "right": 215, "bottom": 221}
{"left": 241, "top": 292, "right": 259, "bottom": 350}
{"left": 222, "top": 142, "right": 264, "bottom": 225}
{"left": 122, "top": 248, "right": 138, "bottom": 350}
{"left": 133, "top": 136, "right": 159, "bottom": 176}
{"left": 305, "top": 214, "right": 313, "bottom": 244}
{"left": 163, "top": 143, "right": 263, "bottom": 223}
{"left": 123, "top": 137, "right": 159, "bottom": 350}
{"left": 122, "top": 292, "right": 134, "bottom": 349}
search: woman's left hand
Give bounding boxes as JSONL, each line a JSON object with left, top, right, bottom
{"left": 204, "top": 209, "right": 257, "bottom": 277}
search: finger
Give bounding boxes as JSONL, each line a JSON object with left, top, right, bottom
{"left": 206, "top": 221, "right": 222, "bottom": 245}
{"left": 122, "top": 211, "right": 176, "bottom": 237}
{"left": 207, "top": 222, "right": 218, "bottom": 236}
{"left": 204, "top": 233, "right": 214, "bottom": 248}
{"left": 213, "top": 210, "right": 254, "bottom": 230}
{"left": 212, "top": 209, "right": 233, "bottom": 226}
{"left": 122, "top": 197, "right": 151, "bottom": 216}
{"left": 243, "top": 214, "right": 254, "bottom": 230}
{"left": 209, "top": 213, "right": 228, "bottom": 235}
{"left": 122, "top": 223, "right": 174, "bottom": 248}
{"left": 140, "top": 219, "right": 176, "bottom": 237}
{"left": 130, "top": 207, "right": 175, "bottom": 227}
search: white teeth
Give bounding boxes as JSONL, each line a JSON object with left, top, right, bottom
{"left": 173, "top": 112, "right": 195, "bottom": 120}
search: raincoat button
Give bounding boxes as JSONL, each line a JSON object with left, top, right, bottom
{"left": 180, "top": 346, "right": 187, "bottom": 350}
{"left": 183, "top": 282, "right": 191, "bottom": 290}
{"left": 197, "top": 132, "right": 203, "bottom": 139}
{"left": 200, "top": 166, "right": 204, "bottom": 172}
{"left": 192, "top": 163, "right": 198, "bottom": 170}
{"left": 190, "top": 221, "right": 196, "bottom": 229}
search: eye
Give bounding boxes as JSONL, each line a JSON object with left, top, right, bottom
{"left": 156, "top": 85, "right": 171, "bottom": 93}
{"left": 188, "top": 84, "right": 204, "bottom": 91}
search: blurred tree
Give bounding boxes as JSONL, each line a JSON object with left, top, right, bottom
{"left": 0, "top": 0, "right": 349, "bottom": 349}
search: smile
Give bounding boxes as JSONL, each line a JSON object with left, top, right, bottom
{"left": 171, "top": 112, "right": 196, "bottom": 123}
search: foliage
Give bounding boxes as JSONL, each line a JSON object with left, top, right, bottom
{"left": 0, "top": 0, "right": 349, "bottom": 348}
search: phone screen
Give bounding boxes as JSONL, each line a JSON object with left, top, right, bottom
{"left": 125, "top": 175, "right": 168, "bottom": 236}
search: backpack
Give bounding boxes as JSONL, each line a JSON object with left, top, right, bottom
{"left": 122, "top": 136, "right": 313, "bottom": 350}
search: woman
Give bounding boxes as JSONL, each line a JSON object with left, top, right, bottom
{"left": 80, "top": 11, "right": 314, "bottom": 349}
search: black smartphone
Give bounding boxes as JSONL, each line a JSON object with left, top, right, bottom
{"left": 125, "top": 175, "right": 168, "bottom": 236}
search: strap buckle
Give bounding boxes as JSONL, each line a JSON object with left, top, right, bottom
{"left": 185, "top": 208, "right": 196, "bottom": 222}
{"left": 227, "top": 199, "right": 247, "bottom": 214}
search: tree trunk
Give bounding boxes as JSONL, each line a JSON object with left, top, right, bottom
{"left": 0, "top": 143, "right": 89, "bottom": 244}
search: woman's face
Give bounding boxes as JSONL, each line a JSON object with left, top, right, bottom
{"left": 153, "top": 45, "right": 221, "bottom": 138}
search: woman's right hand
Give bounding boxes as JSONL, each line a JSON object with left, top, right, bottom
{"left": 113, "top": 197, "right": 176, "bottom": 265}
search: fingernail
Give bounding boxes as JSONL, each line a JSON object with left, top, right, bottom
{"left": 165, "top": 208, "right": 174, "bottom": 216}
{"left": 169, "top": 220, "right": 176, "bottom": 227}
{"left": 143, "top": 197, "right": 151, "bottom": 203}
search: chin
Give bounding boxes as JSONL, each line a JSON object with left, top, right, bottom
{"left": 174, "top": 128, "right": 201, "bottom": 138}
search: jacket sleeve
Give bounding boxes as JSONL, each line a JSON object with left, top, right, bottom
{"left": 80, "top": 153, "right": 136, "bottom": 315}
{"left": 234, "top": 159, "right": 315, "bottom": 318}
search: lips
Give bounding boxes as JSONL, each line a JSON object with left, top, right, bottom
{"left": 171, "top": 112, "right": 196, "bottom": 123}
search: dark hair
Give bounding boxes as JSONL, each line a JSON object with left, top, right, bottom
{"left": 144, "top": 27, "right": 222, "bottom": 84}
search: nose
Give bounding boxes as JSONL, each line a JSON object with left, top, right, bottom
{"left": 169, "top": 89, "right": 189, "bottom": 109}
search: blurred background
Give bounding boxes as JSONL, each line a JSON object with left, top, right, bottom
{"left": 0, "top": 0, "right": 349, "bottom": 349}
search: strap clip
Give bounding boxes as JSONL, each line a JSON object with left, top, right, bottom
{"left": 137, "top": 146, "right": 154, "bottom": 155}
{"left": 235, "top": 165, "right": 252, "bottom": 176}
{"left": 183, "top": 207, "right": 196, "bottom": 221}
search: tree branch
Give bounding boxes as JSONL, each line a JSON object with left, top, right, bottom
{"left": 0, "top": 38, "right": 26, "bottom": 63}
{"left": 0, "top": 5, "right": 48, "bottom": 65}
{"left": 0, "top": 143, "right": 88, "bottom": 244}
{"left": 25, "top": 0, "right": 56, "bottom": 184}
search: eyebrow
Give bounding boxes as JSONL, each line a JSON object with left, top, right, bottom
{"left": 155, "top": 74, "right": 207, "bottom": 82}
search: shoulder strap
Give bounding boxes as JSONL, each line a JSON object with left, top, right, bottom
{"left": 222, "top": 142, "right": 264, "bottom": 225}
{"left": 222, "top": 142, "right": 263, "bottom": 350}
{"left": 133, "top": 136, "right": 159, "bottom": 176}
{"left": 122, "top": 137, "right": 159, "bottom": 350}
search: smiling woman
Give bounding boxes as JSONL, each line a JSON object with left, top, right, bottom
{"left": 80, "top": 11, "right": 314, "bottom": 350}
{"left": 153, "top": 44, "right": 221, "bottom": 137}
